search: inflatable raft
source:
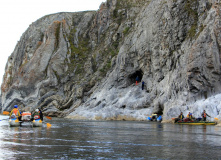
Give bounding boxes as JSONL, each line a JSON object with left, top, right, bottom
{"left": 8, "top": 111, "right": 44, "bottom": 127}
{"left": 32, "top": 119, "right": 43, "bottom": 127}
{"left": 9, "top": 118, "right": 21, "bottom": 127}
{"left": 176, "top": 121, "right": 216, "bottom": 125}
{"left": 147, "top": 114, "right": 162, "bottom": 122}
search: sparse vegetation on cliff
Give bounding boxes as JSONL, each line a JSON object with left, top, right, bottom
{"left": 54, "top": 21, "right": 61, "bottom": 51}
{"left": 185, "top": 0, "right": 199, "bottom": 38}
{"left": 67, "top": 26, "right": 90, "bottom": 75}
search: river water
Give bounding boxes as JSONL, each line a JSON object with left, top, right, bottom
{"left": 0, "top": 115, "right": 221, "bottom": 160}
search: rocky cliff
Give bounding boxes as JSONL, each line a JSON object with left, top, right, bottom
{"left": 1, "top": 0, "right": 221, "bottom": 120}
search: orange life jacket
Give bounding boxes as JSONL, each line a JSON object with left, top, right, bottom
{"left": 13, "top": 109, "right": 19, "bottom": 116}
{"left": 10, "top": 108, "right": 20, "bottom": 118}
{"left": 203, "top": 113, "right": 207, "bottom": 118}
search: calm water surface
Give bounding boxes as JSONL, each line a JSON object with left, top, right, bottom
{"left": 0, "top": 115, "right": 221, "bottom": 159}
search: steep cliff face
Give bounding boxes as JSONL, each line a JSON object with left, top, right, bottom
{"left": 1, "top": 0, "right": 221, "bottom": 120}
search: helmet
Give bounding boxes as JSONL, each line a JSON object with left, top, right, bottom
{"left": 35, "top": 109, "right": 39, "bottom": 112}
{"left": 14, "top": 105, "right": 18, "bottom": 108}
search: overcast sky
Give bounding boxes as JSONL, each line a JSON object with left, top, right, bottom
{"left": 0, "top": 0, "right": 106, "bottom": 86}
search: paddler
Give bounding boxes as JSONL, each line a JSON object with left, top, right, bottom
{"left": 201, "top": 110, "right": 210, "bottom": 121}
{"left": 187, "top": 112, "right": 193, "bottom": 120}
{"left": 175, "top": 112, "right": 185, "bottom": 122}
{"left": 178, "top": 112, "right": 185, "bottom": 121}
{"left": 9, "top": 105, "right": 21, "bottom": 121}
{"left": 32, "top": 109, "right": 41, "bottom": 120}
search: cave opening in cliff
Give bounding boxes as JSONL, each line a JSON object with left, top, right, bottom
{"left": 154, "top": 103, "right": 164, "bottom": 115}
{"left": 128, "top": 69, "right": 143, "bottom": 86}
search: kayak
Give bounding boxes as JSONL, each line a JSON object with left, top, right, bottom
{"left": 32, "top": 119, "right": 43, "bottom": 127}
{"left": 9, "top": 118, "right": 21, "bottom": 127}
{"left": 176, "top": 121, "right": 216, "bottom": 125}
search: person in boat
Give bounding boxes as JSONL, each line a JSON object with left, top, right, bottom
{"left": 9, "top": 105, "right": 21, "bottom": 121}
{"left": 201, "top": 110, "right": 210, "bottom": 121}
{"left": 32, "top": 109, "right": 41, "bottom": 121}
{"left": 177, "top": 112, "right": 185, "bottom": 122}
{"left": 187, "top": 112, "right": 193, "bottom": 120}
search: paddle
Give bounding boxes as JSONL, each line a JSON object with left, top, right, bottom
{"left": 43, "top": 116, "right": 52, "bottom": 127}
{"left": 3, "top": 111, "right": 9, "bottom": 115}
{"left": 214, "top": 118, "right": 219, "bottom": 120}
{"left": 45, "top": 116, "right": 52, "bottom": 120}
{"left": 45, "top": 116, "right": 52, "bottom": 127}
{"left": 46, "top": 123, "right": 52, "bottom": 128}
{"left": 1, "top": 111, "right": 10, "bottom": 121}
{"left": 42, "top": 121, "right": 52, "bottom": 127}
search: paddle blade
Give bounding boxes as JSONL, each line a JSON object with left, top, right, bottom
{"left": 3, "top": 111, "right": 9, "bottom": 115}
{"left": 46, "top": 116, "right": 52, "bottom": 120}
{"left": 214, "top": 118, "right": 219, "bottom": 120}
{"left": 46, "top": 123, "right": 52, "bottom": 128}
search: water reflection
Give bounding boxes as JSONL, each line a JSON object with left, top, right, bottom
{"left": 0, "top": 116, "right": 221, "bottom": 159}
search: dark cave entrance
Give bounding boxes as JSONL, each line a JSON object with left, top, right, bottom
{"left": 127, "top": 69, "right": 143, "bottom": 86}
{"left": 154, "top": 103, "right": 164, "bottom": 115}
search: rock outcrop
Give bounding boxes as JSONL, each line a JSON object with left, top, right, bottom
{"left": 1, "top": 0, "right": 221, "bottom": 120}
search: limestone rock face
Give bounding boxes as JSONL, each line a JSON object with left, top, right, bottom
{"left": 1, "top": 0, "right": 221, "bottom": 120}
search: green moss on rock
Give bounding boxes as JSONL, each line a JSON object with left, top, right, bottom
{"left": 66, "top": 27, "right": 91, "bottom": 75}
{"left": 54, "top": 21, "right": 61, "bottom": 51}
{"left": 185, "top": 0, "right": 199, "bottom": 38}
